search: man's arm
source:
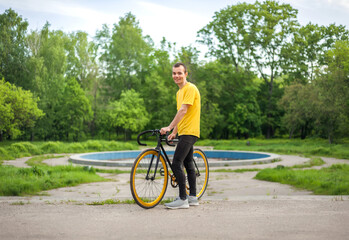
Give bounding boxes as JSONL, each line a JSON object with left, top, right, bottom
{"left": 160, "top": 104, "right": 189, "bottom": 135}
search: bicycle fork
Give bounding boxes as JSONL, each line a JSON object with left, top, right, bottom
{"left": 145, "top": 151, "right": 160, "bottom": 181}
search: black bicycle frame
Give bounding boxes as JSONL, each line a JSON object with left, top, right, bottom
{"left": 149, "top": 134, "right": 173, "bottom": 180}
{"left": 137, "top": 129, "right": 201, "bottom": 182}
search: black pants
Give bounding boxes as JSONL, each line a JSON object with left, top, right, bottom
{"left": 172, "top": 135, "right": 198, "bottom": 200}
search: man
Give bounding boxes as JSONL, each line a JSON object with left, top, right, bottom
{"left": 160, "top": 62, "right": 201, "bottom": 209}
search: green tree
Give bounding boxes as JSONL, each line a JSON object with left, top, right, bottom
{"left": 282, "top": 23, "right": 349, "bottom": 84}
{"left": 96, "top": 13, "right": 153, "bottom": 100}
{"left": 197, "top": 2, "right": 251, "bottom": 72}
{"left": 279, "top": 83, "right": 317, "bottom": 139}
{"left": 0, "top": 9, "right": 29, "bottom": 88}
{"left": 140, "top": 38, "right": 176, "bottom": 130}
{"left": 65, "top": 31, "right": 101, "bottom": 137}
{"left": 0, "top": 79, "right": 44, "bottom": 141}
{"left": 196, "top": 61, "right": 261, "bottom": 139}
{"left": 25, "top": 24, "right": 69, "bottom": 140}
{"left": 56, "top": 78, "right": 93, "bottom": 141}
{"left": 281, "top": 40, "right": 349, "bottom": 142}
{"left": 198, "top": 0, "right": 298, "bottom": 138}
{"left": 108, "top": 89, "right": 149, "bottom": 140}
{"left": 314, "top": 40, "right": 349, "bottom": 143}
{"left": 65, "top": 31, "right": 99, "bottom": 91}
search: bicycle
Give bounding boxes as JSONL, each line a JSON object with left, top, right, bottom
{"left": 130, "top": 129, "right": 209, "bottom": 209}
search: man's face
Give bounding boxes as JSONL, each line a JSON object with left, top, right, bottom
{"left": 172, "top": 66, "right": 188, "bottom": 86}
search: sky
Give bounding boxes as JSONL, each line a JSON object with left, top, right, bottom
{"left": 1, "top": 0, "right": 349, "bottom": 51}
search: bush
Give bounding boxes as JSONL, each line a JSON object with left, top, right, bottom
{"left": 41, "top": 142, "right": 62, "bottom": 153}
{"left": 68, "top": 142, "right": 85, "bottom": 153}
{"left": 19, "top": 142, "right": 42, "bottom": 155}
{"left": 0, "top": 147, "right": 10, "bottom": 160}
{"left": 310, "top": 147, "right": 331, "bottom": 155}
{"left": 107, "top": 141, "right": 137, "bottom": 151}
{"left": 9, "top": 143, "right": 28, "bottom": 154}
{"left": 84, "top": 140, "right": 103, "bottom": 151}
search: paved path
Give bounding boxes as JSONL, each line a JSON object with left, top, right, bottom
{"left": 1, "top": 153, "right": 349, "bottom": 239}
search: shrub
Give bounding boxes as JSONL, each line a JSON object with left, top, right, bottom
{"left": 9, "top": 143, "right": 28, "bottom": 154}
{"left": 107, "top": 141, "right": 137, "bottom": 151}
{"left": 84, "top": 140, "right": 103, "bottom": 151}
{"left": 19, "top": 142, "right": 42, "bottom": 155}
{"left": 68, "top": 142, "right": 85, "bottom": 153}
{"left": 41, "top": 142, "right": 62, "bottom": 153}
{"left": 0, "top": 147, "right": 10, "bottom": 160}
{"left": 310, "top": 147, "right": 331, "bottom": 155}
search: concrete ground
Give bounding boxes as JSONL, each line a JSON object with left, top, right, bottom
{"left": 1, "top": 153, "right": 349, "bottom": 239}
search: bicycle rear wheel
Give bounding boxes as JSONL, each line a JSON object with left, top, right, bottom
{"left": 130, "top": 149, "right": 168, "bottom": 209}
{"left": 191, "top": 149, "right": 209, "bottom": 199}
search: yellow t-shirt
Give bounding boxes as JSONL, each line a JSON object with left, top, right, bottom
{"left": 176, "top": 82, "right": 201, "bottom": 138}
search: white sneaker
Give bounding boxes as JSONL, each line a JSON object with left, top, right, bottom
{"left": 188, "top": 195, "right": 199, "bottom": 206}
{"left": 165, "top": 198, "right": 189, "bottom": 209}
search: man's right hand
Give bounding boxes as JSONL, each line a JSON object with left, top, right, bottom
{"left": 160, "top": 126, "right": 171, "bottom": 135}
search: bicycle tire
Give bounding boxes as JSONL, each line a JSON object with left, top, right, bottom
{"left": 130, "top": 149, "right": 168, "bottom": 209}
{"left": 187, "top": 149, "right": 209, "bottom": 199}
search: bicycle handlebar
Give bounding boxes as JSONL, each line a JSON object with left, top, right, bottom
{"left": 137, "top": 130, "right": 157, "bottom": 146}
{"left": 137, "top": 129, "right": 178, "bottom": 147}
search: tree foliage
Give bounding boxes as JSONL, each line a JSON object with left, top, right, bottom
{"left": 108, "top": 89, "right": 149, "bottom": 139}
{"left": 1, "top": 3, "right": 349, "bottom": 143}
{"left": 0, "top": 9, "right": 28, "bottom": 87}
{"left": 198, "top": 0, "right": 299, "bottom": 138}
{"left": 96, "top": 13, "right": 153, "bottom": 100}
{"left": 0, "top": 79, "right": 44, "bottom": 140}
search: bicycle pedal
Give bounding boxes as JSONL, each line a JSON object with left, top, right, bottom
{"left": 160, "top": 167, "right": 165, "bottom": 176}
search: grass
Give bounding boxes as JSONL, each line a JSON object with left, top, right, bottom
{"left": 255, "top": 164, "right": 349, "bottom": 195}
{"left": 94, "top": 168, "right": 130, "bottom": 174}
{"left": 88, "top": 199, "right": 136, "bottom": 205}
{"left": 211, "top": 168, "right": 261, "bottom": 173}
{"left": 291, "top": 157, "right": 325, "bottom": 169}
{"left": 0, "top": 140, "right": 138, "bottom": 161}
{"left": 198, "top": 138, "right": 349, "bottom": 159}
{"left": 87, "top": 198, "right": 173, "bottom": 205}
{"left": 0, "top": 165, "right": 107, "bottom": 196}
{"left": 10, "top": 201, "right": 30, "bottom": 205}
{"left": 26, "top": 154, "right": 66, "bottom": 167}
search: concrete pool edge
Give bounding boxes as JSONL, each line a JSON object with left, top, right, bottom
{"left": 69, "top": 150, "right": 280, "bottom": 167}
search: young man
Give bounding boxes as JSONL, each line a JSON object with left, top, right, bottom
{"left": 160, "top": 62, "right": 201, "bottom": 209}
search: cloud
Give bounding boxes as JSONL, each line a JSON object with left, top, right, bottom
{"left": 136, "top": 1, "right": 210, "bottom": 45}
{"left": 328, "top": 0, "right": 349, "bottom": 10}
{"left": 0, "top": 0, "right": 124, "bottom": 35}
{"left": 0, "top": 0, "right": 114, "bottom": 20}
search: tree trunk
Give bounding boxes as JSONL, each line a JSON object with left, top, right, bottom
{"left": 288, "top": 126, "right": 295, "bottom": 139}
{"left": 30, "top": 129, "right": 34, "bottom": 141}
{"left": 328, "top": 134, "right": 333, "bottom": 144}
{"left": 266, "top": 79, "right": 274, "bottom": 139}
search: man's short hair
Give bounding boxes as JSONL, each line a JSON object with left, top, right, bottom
{"left": 173, "top": 62, "right": 187, "bottom": 73}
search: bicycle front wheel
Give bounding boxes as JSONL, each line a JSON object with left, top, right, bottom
{"left": 192, "top": 149, "right": 209, "bottom": 199}
{"left": 130, "top": 149, "right": 168, "bottom": 209}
